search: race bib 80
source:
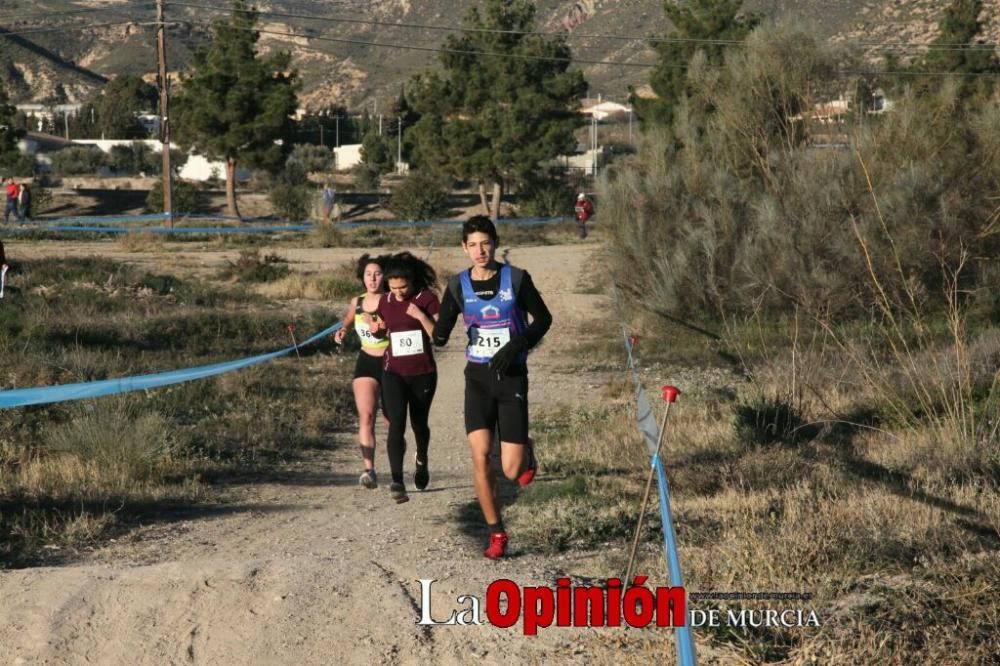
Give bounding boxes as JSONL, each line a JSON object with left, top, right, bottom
{"left": 390, "top": 329, "right": 425, "bottom": 356}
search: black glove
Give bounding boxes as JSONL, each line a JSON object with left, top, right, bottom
{"left": 488, "top": 336, "right": 528, "bottom": 376}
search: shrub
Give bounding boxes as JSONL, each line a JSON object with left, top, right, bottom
{"left": 290, "top": 143, "right": 334, "bottom": 173}
{"left": 600, "top": 19, "right": 999, "bottom": 322}
{"left": 218, "top": 249, "right": 290, "bottom": 283}
{"left": 353, "top": 163, "right": 381, "bottom": 191}
{"left": 106, "top": 143, "right": 157, "bottom": 175}
{"left": 145, "top": 179, "right": 202, "bottom": 214}
{"left": 50, "top": 146, "right": 106, "bottom": 176}
{"left": 388, "top": 170, "right": 449, "bottom": 220}
{"left": 43, "top": 405, "right": 176, "bottom": 487}
{"left": 518, "top": 173, "right": 576, "bottom": 217}
{"left": 269, "top": 160, "right": 312, "bottom": 221}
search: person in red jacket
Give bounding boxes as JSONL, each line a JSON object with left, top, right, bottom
{"left": 4, "top": 177, "right": 23, "bottom": 224}
{"left": 574, "top": 192, "right": 593, "bottom": 239}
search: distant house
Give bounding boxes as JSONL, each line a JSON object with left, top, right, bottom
{"left": 812, "top": 95, "right": 850, "bottom": 125}
{"left": 333, "top": 143, "right": 363, "bottom": 171}
{"left": 580, "top": 97, "right": 632, "bottom": 121}
{"left": 14, "top": 103, "right": 83, "bottom": 124}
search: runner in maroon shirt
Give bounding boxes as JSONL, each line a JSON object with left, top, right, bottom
{"left": 368, "top": 252, "right": 440, "bottom": 503}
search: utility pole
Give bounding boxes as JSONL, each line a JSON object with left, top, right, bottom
{"left": 396, "top": 120, "right": 402, "bottom": 173}
{"left": 156, "top": 0, "right": 173, "bottom": 222}
{"left": 335, "top": 115, "right": 340, "bottom": 147}
{"left": 378, "top": 113, "right": 383, "bottom": 137}
{"left": 590, "top": 113, "right": 597, "bottom": 177}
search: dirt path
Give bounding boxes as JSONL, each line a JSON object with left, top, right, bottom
{"left": 0, "top": 241, "right": 628, "bottom": 664}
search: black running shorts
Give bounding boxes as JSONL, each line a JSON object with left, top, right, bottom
{"left": 354, "top": 351, "right": 384, "bottom": 382}
{"left": 463, "top": 362, "right": 529, "bottom": 444}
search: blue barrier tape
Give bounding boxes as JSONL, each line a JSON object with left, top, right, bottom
{"left": 337, "top": 216, "right": 565, "bottom": 229}
{"left": 28, "top": 213, "right": 172, "bottom": 226}
{"left": 35, "top": 224, "right": 314, "bottom": 235}
{"left": 614, "top": 285, "right": 696, "bottom": 666}
{"left": 13, "top": 216, "right": 565, "bottom": 234}
{"left": 0, "top": 322, "right": 341, "bottom": 409}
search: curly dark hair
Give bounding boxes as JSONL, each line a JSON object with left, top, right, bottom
{"left": 355, "top": 253, "right": 391, "bottom": 287}
{"left": 383, "top": 251, "right": 437, "bottom": 294}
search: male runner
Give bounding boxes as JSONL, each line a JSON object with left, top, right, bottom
{"left": 433, "top": 215, "right": 552, "bottom": 559}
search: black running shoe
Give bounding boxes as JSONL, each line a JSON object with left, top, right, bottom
{"left": 414, "top": 457, "right": 429, "bottom": 491}
{"left": 390, "top": 482, "right": 409, "bottom": 504}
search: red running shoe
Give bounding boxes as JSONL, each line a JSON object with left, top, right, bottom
{"left": 517, "top": 437, "right": 536, "bottom": 487}
{"left": 484, "top": 531, "right": 508, "bottom": 560}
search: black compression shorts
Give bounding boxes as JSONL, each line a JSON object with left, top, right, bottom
{"left": 354, "top": 351, "right": 385, "bottom": 382}
{"left": 463, "top": 362, "right": 529, "bottom": 444}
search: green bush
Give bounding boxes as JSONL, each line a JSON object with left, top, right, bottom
{"left": 388, "top": 170, "right": 449, "bottom": 220}
{"left": 145, "top": 180, "right": 202, "bottom": 214}
{"left": 353, "top": 163, "right": 381, "bottom": 191}
{"left": 270, "top": 184, "right": 312, "bottom": 221}
{"left": 269, "top": 160, "right": 312, "bottom": 220}
{"left": 519, "top": 174, "right": 576, "bottom": 217}
{"left": 49, "top": 146, "right": 107, "bottom": 176}
{"left": 291, "top": 143, "right": 334, "bottom": 173}
{"left": 44, "top": 405, "right": 176, "bottom": 485}
{"left": 600, "top": 19, "right": 1000, "bottom": 321}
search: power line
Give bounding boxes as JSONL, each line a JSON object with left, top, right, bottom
{"left": 164, "top": 0, "right": 1000, "bottom": 53}
{"left": 0, "top": 3, "right": 153, "bottom": 22}
{"left": 0, "top": 21, "right": 157, "bottom": 38}
{"left": 173, "top": 20, "right": 661, "bottom": 69}
{"left": 174, "top": 20, "right": 1000, "bottom": 79}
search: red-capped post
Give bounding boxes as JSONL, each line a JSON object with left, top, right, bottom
{"left": 287, "top": 324, "right": 301, "bottom": 359}
{"left": 625, "top": 383, "right": 681, "bottom": 584}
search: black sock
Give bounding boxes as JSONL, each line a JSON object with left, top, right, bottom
{"left": 488, "top": 520, "right": 505, "bottom": 534}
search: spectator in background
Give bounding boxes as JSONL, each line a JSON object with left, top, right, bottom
{"left": 4, "top": 177, "right": 23, "bottom": 224}
{"left": 322, "top": 182, "right": 336, "bottom": 225}
{"left": 17, "top": 182, "right": 31, "bottom": 221}
{"left": 574, "top": 192, "right": 594, "bottom": 239}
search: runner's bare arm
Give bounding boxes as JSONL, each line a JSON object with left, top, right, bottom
{"left": 333, "top": 297, "right": 357, "bottom": 344}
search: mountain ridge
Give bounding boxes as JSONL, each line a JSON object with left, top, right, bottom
{"left": 2, "top": 1, "right": 998, "bottom": 110}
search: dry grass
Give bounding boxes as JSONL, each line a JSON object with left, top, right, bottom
{"left": 1, "top": 257, "right": 354, "bottom": 569}
{"left": 117, "top": 230, "right": 165, "bottom": 253}
{"left": 509, "top": 322, "right": 1000, "bottom": 663}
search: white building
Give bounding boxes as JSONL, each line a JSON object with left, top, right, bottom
{"left": 71, "top": 139, "right": 249, "bottom": 182}
{"left": 333, "top": 143, "right": 363, "bottom": 171}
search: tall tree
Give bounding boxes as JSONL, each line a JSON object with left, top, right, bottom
{"left": 172, "top": 0, "right": 299, "bottom": 217}
{"left": 407, "top": 0, "right": 586, "bottom": 219}
{"left": 637, "top": 0, "right": 756, "bottom": 127}
{"left": 918, "top": 0, "right": 998, "bottom": 98}
{"left": 92, "top": 75, "right": 158, "bottom": 139}
{"left": 0, "top": 78, "right": 24, "bottom": 170}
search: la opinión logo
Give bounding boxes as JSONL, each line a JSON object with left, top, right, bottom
{"left": 417, "top": 577, "right": 685, "bottom": 635}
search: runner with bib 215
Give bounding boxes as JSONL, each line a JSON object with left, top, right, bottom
{"left": 433, "top": 216, "right": 553, "bottom": 559}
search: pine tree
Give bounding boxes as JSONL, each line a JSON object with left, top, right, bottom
{"left": 93, "top": 75, "right": 158, "bottom": 139}
{"left": 406, "top": 0, "right": 586, "bottom": 219}
{"left": 171, "top": 0, "right": 299, "bottom": 217}
{"left": 919, "top": 0, "right": 998, "bottom": 98}
{"left": 637, "top": 0, "right": 756, "bottom": 127}
{"left": 0, "top": 78, "right": 24, "bottom": 171}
